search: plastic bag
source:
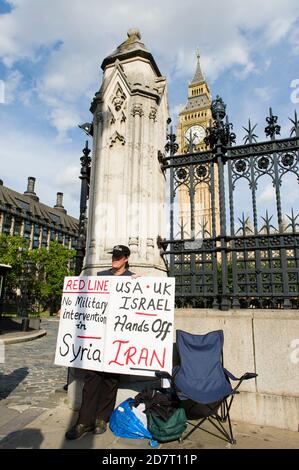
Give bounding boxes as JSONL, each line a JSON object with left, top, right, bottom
{"left": 109, "top": 398, "right": 158, "bottom": 447}
{"left": 131, "top": 403, "right": 147, "bottom": 428}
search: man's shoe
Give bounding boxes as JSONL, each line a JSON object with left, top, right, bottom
{"left": 65, "top": 423, "right": 93, "bottom": 440}
{"left": 94, "top": 419, "right": 107, "bottom": 435}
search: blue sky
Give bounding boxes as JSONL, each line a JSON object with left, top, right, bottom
{"left": 0, "top": 0, "right": 298, "bottom": 228}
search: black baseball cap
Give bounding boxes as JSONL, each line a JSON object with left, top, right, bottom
{"left": 108, "top": 245, "right": 131, "bottom": 258}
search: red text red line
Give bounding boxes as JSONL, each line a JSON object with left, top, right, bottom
{"left": 77, "top": 336, "right": 102, "bottom": 340}
{"left": 63, "top": 291, "right": 110, "bottom": 294}
{"left": 135, "top": 312, "right": 157, "bottom": 317}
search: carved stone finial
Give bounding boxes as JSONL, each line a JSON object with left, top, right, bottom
{"left": 127, "top": 28, "right": 141, "bottom": 40}
{"left": 109, "top": 131, "right": 125, "bottom": 147}
{"left": 149, "top": 107, "right": 157, "bottom": 121}
{"left": 131, "top": 103, "right": 144, "bottom": 117}
{"left": 112, "top": 87, "right": 126, "bottom": 111}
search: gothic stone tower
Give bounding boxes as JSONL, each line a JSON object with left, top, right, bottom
{"left": 83, "top": 29, "right": 169, "bottom": 276}
{"left": 176, "top": 53, "right": 220, "bottom": 239}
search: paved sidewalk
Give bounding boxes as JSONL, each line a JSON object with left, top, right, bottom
{"left": 0, "top": 319, "right": 298, "bottom": 450}
{"left": 0, "top": 390, "right": 299, "bottom": 449}
{"left": 0, "top": 329, "right": 47, "bottom": 344}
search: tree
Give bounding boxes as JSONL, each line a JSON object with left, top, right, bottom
{"left": 0, "top": 234, "right": 30, "bottom": 292}
{"left": 0, "top": 235, "right": 75, "bottom": 315}
{"left": 29, "top": 241, "right": 75, "bottom": 314}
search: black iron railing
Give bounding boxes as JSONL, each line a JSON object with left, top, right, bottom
{"left": 161, "top": 98, "right": 299, "bottom": 310}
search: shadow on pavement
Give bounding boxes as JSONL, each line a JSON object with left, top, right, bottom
{"left": 0, "top": 367, "right": 29, "bottom": 400}
{"left": 59, "top": 375, "right": 161, "bottom": 449}
{"left": 0, "top": 428, "right": 43, "bottom": 449}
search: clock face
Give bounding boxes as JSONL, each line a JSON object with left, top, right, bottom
{"left": 184, "top": 125, "right": 206, "bottom": 145}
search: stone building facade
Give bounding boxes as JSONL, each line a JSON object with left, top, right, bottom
{"left": 0, "top": 177, "right": 78, "bottom": 250}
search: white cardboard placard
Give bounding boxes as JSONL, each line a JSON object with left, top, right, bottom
{"left": 54, "top": 276, "right": 175, "bottom": 377}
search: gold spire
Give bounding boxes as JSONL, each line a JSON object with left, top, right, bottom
{"left": 191, "top": 49, "right": 204, "bottom": 85}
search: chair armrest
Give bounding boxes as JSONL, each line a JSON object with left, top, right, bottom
{"left": 242, "top": 372, "right": 258, "bottom": 380}
{"left": 155, "top": 371, "right": 172, "bottom": 380}
{"left": 224, "top": 368, "right": 258, "bottom": 381}
{"left": 224, "top": 369, "right": 258, "bottom": 395}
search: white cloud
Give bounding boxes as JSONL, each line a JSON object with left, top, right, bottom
{"left": 1, "top": 0, "right": 299, "bottom": 137}
{"left": 257, "top": 176, "right": 299, "bottom": 208}
{"left": 264, "top": 58, "right": 272, "bottom": 71}
{"left": 233, "top": 61, "right": 256, "bottom": 80}
{"left": 2, "top": 69, "right": 22, "bottom": 104}
{"left": 2, "top": 69, "right": 35, "bottom": 106}
{"left": 265, "top": 17, "right": 295, "bottom": 45}
{"left": 170, "top": 103, "right": 185, "bottom": 124}
{"left": 285, "top": 188, "right": 299, "bottom": 204}
{"left": 0, "top": 125, "right": 81, "bottom": 216}
{"left": 50, "top": 106, "right": 82, "bottom": 141}
{"left": 0, "top": 80, "right": 4, "bottom": 103}
{"left": 56, "top": 165, "right": 80, "bottom": 189}
{"left": 258, "top": 183, "right": 276, "bottom": 203}
{"left": 289, "top": 26, "right": 299, "bottom": 54}
{"left": 1, "top": 0, "right": 298, "bottom": 232}
{"left": 281, "top": 173, "right": 299, "bottom": 205}
{"left": 254, "top": 87, "right": 273, "bottom": 102}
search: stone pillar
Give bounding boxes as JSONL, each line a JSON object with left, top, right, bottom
{"left": 83, "top": 29, "right": 169, "bottom": 276}
{"left": 29, "top": 222, "right": 34, "bottom": 250}
{"left": 47, "top": 228, "right": 51, "bottom": 249}
{"left": 9, "top": 215, "right": 15, "bottom": 236}
{"left": 0, "top": 212, "right": 4, "bottom": 233}
{"left": 38, "top": 225, "right": 42, "bottom": 249}
{"left": 20, "top": 219, "right": 25, "bottom": 237}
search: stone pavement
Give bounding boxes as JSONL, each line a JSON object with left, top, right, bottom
{"left": 0, "top": 319, "right": 298, "bottom": 450}
{"left": 0, "top": 329, "right": 46, "bottom": 345}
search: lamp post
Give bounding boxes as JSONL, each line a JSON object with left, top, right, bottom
{"left": 75, "top": 140, "right": 91, "bottom": 276}
{"left": 19, "top": 259, "right": 34, "bottom": 330}
{"left": 16, "top": 246, "right": 26, "bottom": 317}
{"left": 64, "top": 139, "right": 91, "bottom": 392}
{"left": 18, "top": 266, "right": 29, "bottom": 331}
{"left": 20, "top": 271, "right": 28, "bottom": 317}
{"left": 0, "top": 264, "right": 12, "bottom": 334}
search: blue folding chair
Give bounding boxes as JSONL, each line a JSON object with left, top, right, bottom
{"left": 158, "top": 329, "right": 257, "bottom": 445}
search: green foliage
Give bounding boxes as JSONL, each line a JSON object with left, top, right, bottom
{"left": 0, "top": 234, "right": 30, "bottom": 291}
{"left": 29, "top": 241, "right": 75, "bottom": 311}
{"left": 0, "top": 235, "right": 75, "bottom": 314}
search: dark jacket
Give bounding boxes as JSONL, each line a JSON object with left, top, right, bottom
{"left": 97, "top": 268, "right": 134, "bottom": 276}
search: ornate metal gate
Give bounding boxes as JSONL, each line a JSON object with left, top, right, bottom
{"left": 160, "top": 96, "right": 299, "bottom": 310}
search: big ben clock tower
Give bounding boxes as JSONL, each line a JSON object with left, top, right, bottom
{"left": 176, "top": 51, "right": 220, "bottom": 239}
{"left": 177, "top": 51, "right": 211, "bottom": 153}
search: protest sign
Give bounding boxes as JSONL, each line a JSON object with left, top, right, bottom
{"left": 54, "top": 276, "right": 110, "bottom": 371}
{"left": 54, "top": 276, "right": 175, "bottom": 376}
